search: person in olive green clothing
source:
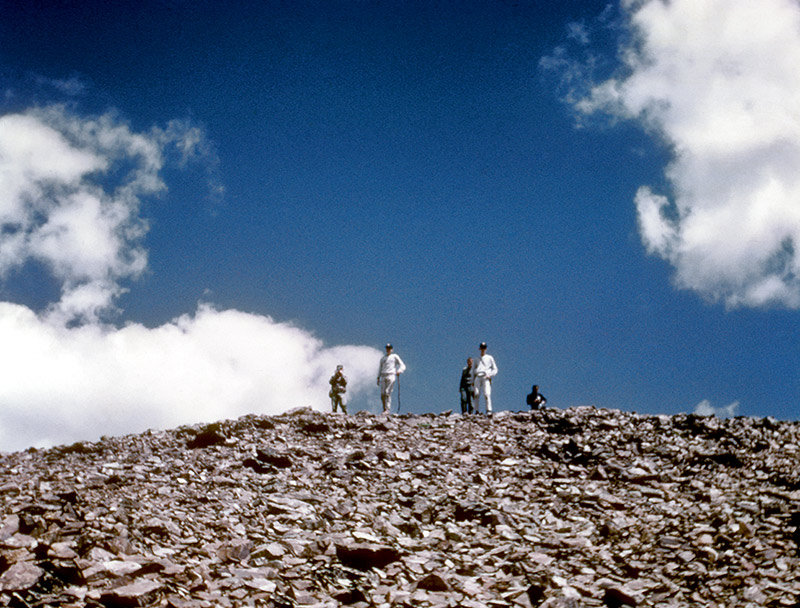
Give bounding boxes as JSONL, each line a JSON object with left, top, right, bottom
{"left": 329, "top": 365, "right": 348, "bottom": 414}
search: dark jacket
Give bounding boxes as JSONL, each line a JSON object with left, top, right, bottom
{"left": 459, "top": 366, "right": 473, "bottom": 391}
{"left": 329, "top": 371, "right": 347, "bottom": 394}
{"left": 527, "top": 389, "right": 546, "bottom": 409}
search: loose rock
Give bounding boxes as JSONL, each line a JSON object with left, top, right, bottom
{"left": 0, "top": 407, "right": 798, "bottom": 607}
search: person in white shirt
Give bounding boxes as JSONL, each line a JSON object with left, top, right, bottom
{"left": 377, "top": 343, "right": 406, "bottom": 413}
{"left": 472, "top": 342, "right": 498, "bottom": 414}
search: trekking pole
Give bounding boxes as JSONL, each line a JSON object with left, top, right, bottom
{"left": 396, "top": 376, "right": 402, "bottom": 414}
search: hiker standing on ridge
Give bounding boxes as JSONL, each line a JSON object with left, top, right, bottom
{"left": 377, "top": 343, "right": 406, "bottom": 413}
{"left": 460, "top": 357, "right": 475, "bottom": 414}
{"left": 329, "top": 365, "right": 348, "bottom": 414}
{"left": 472, "top": 342, "right": 497, "bottom": 415}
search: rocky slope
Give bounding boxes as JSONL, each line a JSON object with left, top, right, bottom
{"left": 1, "top": 407, "right": 799, "bottom": 608}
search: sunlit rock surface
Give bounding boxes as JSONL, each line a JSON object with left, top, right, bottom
{"left": 1, "top": 407, "right": 799, "bottom": 607}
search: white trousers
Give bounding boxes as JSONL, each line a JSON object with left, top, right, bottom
{"left": 379, "top": 374, "right": 397, "bottom": 411}
{"left": 475, "top": 376, "right": 492, "bottom": 413}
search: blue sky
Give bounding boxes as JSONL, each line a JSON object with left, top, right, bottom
{"left": 1, "top": 0, "right": 799, "bottom": 450}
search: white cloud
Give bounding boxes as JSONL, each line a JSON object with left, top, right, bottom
{"left": 693, "top": 399, "right": 739, "bottom": 418}
{"left": 0, "top": 106, "right": 381, "bottom": 452}
{"left": 566, "top": 0, "right": 800, "bottom": 308}
{"left": 0, "top": 302, "right": 380, "bottom": 451}
{"left": 0, "top": 108, "right": 160, "bottom": 324}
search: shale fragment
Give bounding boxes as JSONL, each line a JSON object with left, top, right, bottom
{"left": 1, "top": 407, "right": 799, "bottom": 607}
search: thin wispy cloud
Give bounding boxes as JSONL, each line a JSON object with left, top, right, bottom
{"left": 36, "top": 75, "right": 86, "bottom": 97}
{"left": 549, "top": 0, "right": 800, "bottom": 309}
{"left": 0, "top": 106, "right": 380, "bottom": 452}
{"left": 566, "top": 22, "right": 590, "bottom": 45}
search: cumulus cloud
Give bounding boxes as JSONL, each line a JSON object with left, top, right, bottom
{"left": 556, "top": 0, "right": 800, "bottom": 308}
{"left": 0, "top": 106, "right": 380, "bottom": 451}
{"left": 0, "top": 302, "right": 380, "bottom": 451}
{"left": 693, "top": 399, "right": 740, "bottom": 418}
{"left": 0, "top": 107, "right": 166, "bottom": 324}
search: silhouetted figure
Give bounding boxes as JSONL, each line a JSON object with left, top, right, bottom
{"left": 460, "top": 357, "right": 474, "bottom": 414}
{"left": 526, "top": 384, "right": 547, "bottom": 410}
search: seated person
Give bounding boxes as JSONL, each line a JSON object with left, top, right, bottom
{"left": 526, "top": 384, "right": 547, "bottom": 410}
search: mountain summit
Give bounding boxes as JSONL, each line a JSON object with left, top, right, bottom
{"left": 1, "top": 407, "right": 798, "bottom": 607}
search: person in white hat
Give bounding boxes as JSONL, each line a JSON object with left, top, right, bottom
{"left": 377, "top": 343, "right": 406, "bottom": 413}
{"left": 472, "top": 342, "right": 497, "bottom": 414}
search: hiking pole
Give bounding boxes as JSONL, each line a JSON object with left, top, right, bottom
{"left": 396, "top": 376, "right": 402, "bottom": 414}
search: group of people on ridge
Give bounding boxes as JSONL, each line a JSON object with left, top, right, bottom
{"left": 458, "top": 342, "right": 497, "bottom": 415}
{"left": 327, "top": 343, "right": 406, "bottom": 415}
{"left": 329, "top": 341, "right": 546, "bottom": 415}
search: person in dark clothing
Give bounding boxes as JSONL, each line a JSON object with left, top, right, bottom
{"left": 329, "top": 365, "right": 348, "bottom": 414}
{"left": 526, "top": 384, "right": 547, "bottom": 410}
{"left": 460, "top": 357, "right": 474, "bottom": 414}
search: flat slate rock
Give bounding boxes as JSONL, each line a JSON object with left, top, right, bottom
{"left": 0, "top": 407, "right": 799, "bottom": 607}
{"left": 0, "top": 560, "right": 43, "bottom": 591}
